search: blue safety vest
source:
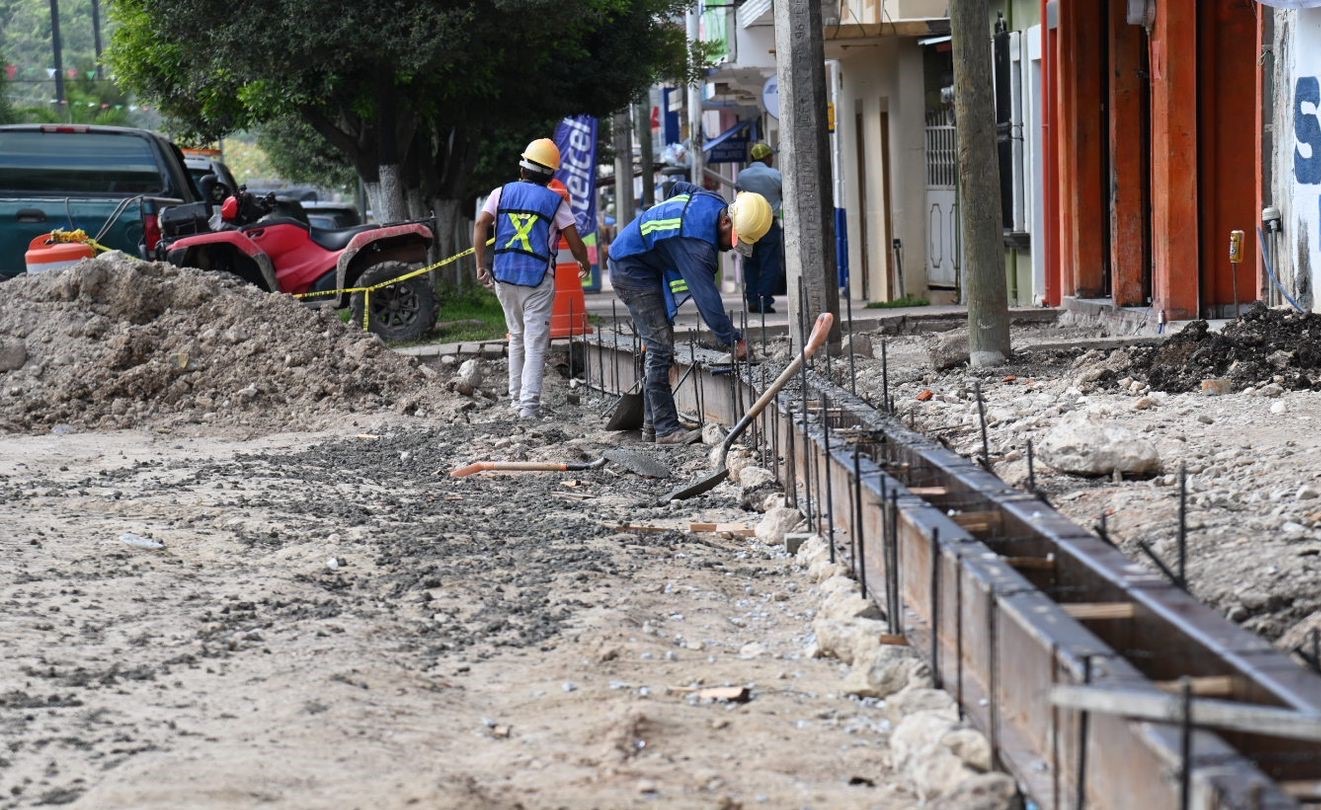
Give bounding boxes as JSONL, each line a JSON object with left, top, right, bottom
{"left": 493, "top": 182, "right": 563, "bottom": 287}
{"left": 609, "top": 190, "right": 727, "bottom": 260}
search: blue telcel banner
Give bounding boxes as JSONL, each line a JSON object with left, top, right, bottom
{"left": 553, "top": 115, "right": 598, "bottom": 238}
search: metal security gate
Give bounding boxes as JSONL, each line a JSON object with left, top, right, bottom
{"left": 925, "top": 108, "right": 961, "bottom": 291}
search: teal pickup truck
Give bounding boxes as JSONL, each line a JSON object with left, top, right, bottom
{"left": 0, "top": 124, "right": 201, "bottom": 279}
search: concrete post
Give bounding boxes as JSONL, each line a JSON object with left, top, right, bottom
{"left": 950, "top": 0, "right": 1010, "bottom": 365}
{"left": 613, "top": 109, "right": 635, "bottom": 228}
{"left": 773, "top": 0, "right": 841, "bottom": 350}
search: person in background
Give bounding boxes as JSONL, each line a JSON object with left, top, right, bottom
{"left": 735, "top": 142, "right": 784, "bottom": 313}
{"left": 473, "top": 138, "right": 591, "bottom": 420}
{"left": 608, "top": 182, "right": 773, "bottom": 444}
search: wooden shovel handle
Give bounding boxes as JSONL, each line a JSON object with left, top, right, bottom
{"left": 450, "top": 461, "right": 569, "bottom": 477}
{"left": 722, "top": 312, "right": 834, "bottom": 452}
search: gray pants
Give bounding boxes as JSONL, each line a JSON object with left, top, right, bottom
{"left": 495, "top": 272, "right": 555, "bottom": 417}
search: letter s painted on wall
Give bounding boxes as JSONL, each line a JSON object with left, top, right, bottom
{"left": 1297, "top": 76, "right": 1321, "bottom": 185}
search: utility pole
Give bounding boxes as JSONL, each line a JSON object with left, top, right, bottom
{"left": 686, "top": 4, "right": 705, "bottom": 188}
{"left": 636, "top": 96, "right": 655, "bottom": 209}
{"left": 772, "top": 0, "right": 841, "bottom": 349}
{"left": 612, "top": 109, "right": 635, "bottom": 228}
{"left": 91, "top": 0, "right": 104, "bottom": 62}
{"left": 48, "top": 0, "right": 66, "bottom": 117}
{"left": 950, "top": 0, "right": 1010, "bottom": 365}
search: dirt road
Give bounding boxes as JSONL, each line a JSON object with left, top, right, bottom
{"left": 1, "top": 411, "right": 919, "bottom": 809}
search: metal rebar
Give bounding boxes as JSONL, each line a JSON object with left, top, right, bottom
{"left": 845, "top": 277, "right": 857, "bottom": 396}
{"left": 955, "top": 550, "right": 964, "bottom": 722}
{"left": 1178, "top": 462, "right": 1188, "bottom": 589}
{"left": 596, "top": 322, "right": 604, "bottom": 394}
{"left": 1027, "top": 439, "right": 1036, "bottom": 492}
{"left": 975, "top": 380, "right": 990, "bottom": 469}
{"left": 823, "top": 393, "right": 836, "bottom": 562}
{"left": 881, "top": 339, "right": 889, "bottom": 413}
{"left": 988, "top": 595, "right": 1000, "bottom": 769}
{"left": 798, "top": 288, "right": 813, "bottom": 529}
{"left": 854, "top": 447, "right": 867, "bottom": 599}
{"left": 1137, "top": 539, "right": 1182, "bottom": 586}
{"left": 1179, "top": 677, "right": 1193, "bottom": 810}
{"left": 568, "top": 296, "right": 576, "bottom": 380}
{"left": 760, "top": 301, "right": 767, "bottom": 357}
{"left": 1076, "top": 655, "right": 1093, "bottom": 810}
{"left": 930, "top": 527, "right": 941, "bottom": 690}
{"left": 786, "top": 403, "right": 799, "bottom": 511}
{"left": 611, "top": 303, "right": 620, "bottom": 394}
{"left": 880, "top": 476, "right": 893, "bottom": 633}
{"left": 888, "top": 488, "right": 903, "bottom": 635}
{"left": 772, "top": 392, "right": 782, "bottom": 487}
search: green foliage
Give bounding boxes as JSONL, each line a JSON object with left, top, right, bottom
{"left": 865, "top": 295, "right": 931, "bottom": 309}
{"left": 107, "top": 0, "right": 698, "bottom": 199}
{"left": 256, "top": 116, "right": 357, "bottom": 194}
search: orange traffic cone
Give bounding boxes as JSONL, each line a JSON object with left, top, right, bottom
{"left": 547, "top": 179, "right": 592, "bottom": 340}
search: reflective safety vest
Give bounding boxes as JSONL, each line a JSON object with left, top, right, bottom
{"left": 608, "top": 189, "right": 727, "bottom": 260}
{"left": 663, "top": 270, "right": 690, "bottom": 322}
{"left": 493, "top": 181, "right": 563, "bottom": 287}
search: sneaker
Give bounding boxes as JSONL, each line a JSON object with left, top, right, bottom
{"left": 656, "top": 428, "right": 702, "bottom": 446}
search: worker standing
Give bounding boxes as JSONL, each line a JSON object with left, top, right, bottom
{"left": 473, "top": 138, "right": 591, "bottom": 420}
{"left": 735, "top": 142, "right": 784, "bottom": 313}
{"left": 608, "top": 182, "right": 773, "bottom": 444}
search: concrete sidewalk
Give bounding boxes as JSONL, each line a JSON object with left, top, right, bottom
{"left": 394, "top": 292, "right": 1061, "bottom": 359}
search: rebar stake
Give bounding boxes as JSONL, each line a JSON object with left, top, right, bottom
{"left": 568, "top": 296, "right": 576, "bottom": 381}
{"left": 1179, "top": 677, "right": 1193, "bottom": 810}
{"left": 845, "top": 278, "right": 857, "bottom": 396}
{"left": 975, "top": 380, "right": 990, "bottom": 469}
{"left": 853, "top": 445, "right": 867, "bottom": 599}
{"left": 823, "top": 393, "right": 836, "bottom": 563}
{"left": 881, "top": 339, "right": 890, "bottom": 414}
{"left": 1178, "top": 462, "right": 1188, "bottom": 589}
{"left": 1076, "top": 655, "right": 1093, "bottom": 810}
{"left": 930, "top": 527, "right": 942, "bottom": 690}
{"left": 1027, "top": 439, "right": 1036, "bottom": 492}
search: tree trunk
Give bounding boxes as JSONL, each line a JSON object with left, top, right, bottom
{"left": 376, "top": 164, "right": 408, "bottom": 223}
{"left": 432, "top": 197, "right": 470, "bottom": 288}
{"left": 772, "top": 0, "right": 841, "bottom": 350}
{"left": 950, "top": 0, "right": 1010, "bottom": 366}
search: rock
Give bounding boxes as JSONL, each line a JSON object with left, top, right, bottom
{"left": 1279, "top": 609, "right": 1321, "bottom": 651}
{"left": 940, "top": 728, "right": 993, "bottom": 772}
{"left": 725, "top": 450, "right": 755, "bottom": 482}
{"left": 807, "top": 558, "right": 848, "bottom": 584}
{"left": 702, "top": 422, "right": 726, "bottom": 446}
{"left": 843, "top": 644, "right": 927, "bottom": 698}
{"left": 891, "top": 711, "right": 958, "bottom": 770}
{"left": 928, "top": 330, "right": 969, "bottom": 371}
{"left": 457, "top": 359, "right": 483, "bottom": 394}
{"left": 1197, "top": 414, "right": 1214, "bottom": 424}
{"left": 738, "top": 642, "right": 766, "bottom": 659}
{"left": 0, "top": 337, "right": 28, "bottom": 372}
{"left": 884, "top": 686, "right": 957, "bottom": 724}
{"left": 756, "top": 506, "right": 804, "bottom": 545}
{"left": 1259, "top": 383, "right": 1285, "bottom": 398}
{"left": 762, "top": 493, "right": 787, "bottom": 512}
{"left": 1271, "top": 401, "right": 1287, "bottom": 415}
{"left": 1297, "top": 485, "right": 1320, "bottom": 501}
{"left": 795, "top": 534, "right": 828, "bottom": 566}
{"left": 909, "top": 749, "right": 976, "bottom": 802}
{"left": 844, "top": 332, "right": 874, "bottom": 359}
{"left": 931, "top": 773, "right": 1018, "bottom": 810}
{"left": 1200, "top": 378, "right": 1232, "bottom": 396}
{"left": 813, "top": 617, "right": 890, "bottom": 664}
{"left": 1133, "top": 396, "right": 1157, "bottom": 410}
{"left": 736, "top": 466, "right": 775, "bottom": 491}
{"left": 783, "top": 532, "right": 813, "bottom": 555}
{"left": 819, "top": 583, "right": 883, "bottom": 622}
{"left": 1038, "top": 413, "right": 1161, "bottom": 477}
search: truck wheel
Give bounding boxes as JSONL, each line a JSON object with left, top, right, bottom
{"left": 350, "top": 261, "right": 438, "bottom": 342}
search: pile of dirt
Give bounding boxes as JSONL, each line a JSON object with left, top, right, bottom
{"left": 0, "top": 253, "right": 445, "bottom": 433}
{"left": 1125, "top": 304, "right": 1321, "bottom": 393}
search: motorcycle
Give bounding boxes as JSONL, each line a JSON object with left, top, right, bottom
{"left": 157, "top": 175, "right": 438, "bottom": 342}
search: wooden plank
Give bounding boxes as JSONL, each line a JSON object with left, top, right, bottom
{"left": 1154, "top": 676, "right": 1238, "bottom": 698}
{"left": 878, "top": 634, "right": 908, "bottom": 646}
{"left": 951, "top": 510, "right": 1000, "bottom": 533}
{"left": 908, "top": 486, "right": 948, "bottom": 497}
{"left": 1004, "top": 555, "right": 1056, "bottom": 571}
{"left": 1062, "top": 602, "right": 1136, "bottom": 621}
{"left": 1050, "top": 684, "right": 1321, "bottom": 743}
{"left": 611, "top": 523, "right": 681, "bottom": 534}
{"left": 689, "top": 522, "right": 757, "bottom": 537}
{"left": 1281, "top": 781, "right": 1321, "bottom": 801}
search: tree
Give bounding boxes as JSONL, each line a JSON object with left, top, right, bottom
{"left": 950, "top": 0, "right": 1010, "bottom": 366}
{"left": 257, "top": 116, "right": 357, "bottom": 194}
{"left": 107, "top": 0, "right": 696, "bottom": 250}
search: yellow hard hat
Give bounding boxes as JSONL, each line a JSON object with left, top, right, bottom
{"left": 520, "top": 138, "right": 561, "bottom": 175}
{"left": 728, "top": 191, "right": 773, "bottom": 255}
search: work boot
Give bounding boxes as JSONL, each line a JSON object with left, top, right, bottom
{"left": 656, "top": 428, "right": 702, "bottom": 446}
{"left": 641, "top": 426, "right": 656, "bottom": 443}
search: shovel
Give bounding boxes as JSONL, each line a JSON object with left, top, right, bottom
{"left": 450, "top": 447, "right": 671, "bottom": 479}
{"left": 605, "top": 362, "right": 698, "bottom": 432}
{"left": 659, "top": 312, "right": 834, "bottom": 504}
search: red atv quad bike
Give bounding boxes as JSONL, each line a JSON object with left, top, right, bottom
{"left": 156, "top": 176, "right": 438, "bottom": 341}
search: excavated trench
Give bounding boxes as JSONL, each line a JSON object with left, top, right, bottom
{"left": 585, "top": 327, "right": 1321, "bottom": 810}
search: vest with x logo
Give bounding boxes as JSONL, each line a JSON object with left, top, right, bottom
{"left": 493, "top": 181, "right": 564, "bottom": 287}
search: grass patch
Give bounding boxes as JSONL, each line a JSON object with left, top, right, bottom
{"left": 336, "top": 284, "right": 507, "bottom": 346}
{"left": 865, "top": 295, "right": 930, "bottom": 309}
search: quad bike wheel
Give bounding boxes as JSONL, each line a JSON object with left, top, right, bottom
{"left": 350, "top": 261, "right": 439, "bottom": 342}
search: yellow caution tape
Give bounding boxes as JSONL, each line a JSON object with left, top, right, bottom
{"left": 47, "top": 229, "right": 112, "bottom": 254}
{"left": 293, "top": 239, "right": 493, "bottom": 333}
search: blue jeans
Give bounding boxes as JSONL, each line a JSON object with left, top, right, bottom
{"left": 610, "top": 265, "right": 681, "bottom": 437}
{"left": 743, "top": 220, "right": 783, "bottom": 309}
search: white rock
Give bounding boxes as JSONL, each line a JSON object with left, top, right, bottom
{"left": 795, "top": 534, "right": 828, "bottom": 566}
{"left": 843, "top": 644, "right": 928, "bottom": 698}
{"left": 737, "top": 466, "right": 775, "bottom": 490}
{"left": 762, "top": 493, "right": 788, "bottom": 512}
{"left": 928, "top": 330, "right": 968, "bottom": 371}
{"left": 808, "top": 558, "right": 848, "bottom": 584}
{"left": 702, "top": 422, "right": 726, "bottom": 446}
{"left": 819, "top": 586, "right": 883, "bottom": 622}
{"left": 756, "top": 506, "right": 804, "bottom": 545}
{"left": 1259, "top": 383, "right": 1285, "bottom": 398}
{"left": 1270, "top": 401, "right": 1287, "bottom": 415}
{"left": 910, "top": 750, "right": 978, "bottom": 802}
{"left": 931, "top": 773, "right": 1018, "bottom": 810}
{"left": 940, "top": 728, "right": 993, "bottom": 772}
{"left": 726, "top": 449, "right": 754, "bottom": 481}
{"left": 1038, "top": 413, "right": 1161, "bottom": 476}
{"left": 891, "top": 711, "right": 959, "bottom": 770}
{"left": 884, "top": 686, "right": 958, "bottom": 724}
